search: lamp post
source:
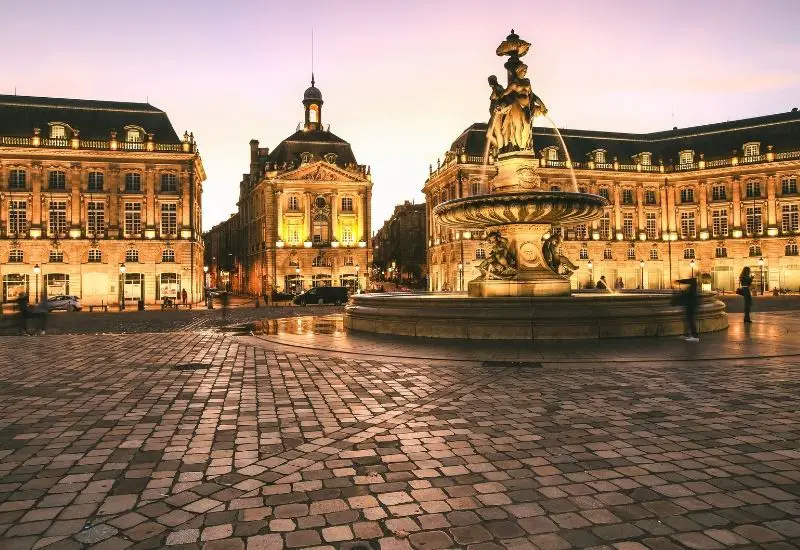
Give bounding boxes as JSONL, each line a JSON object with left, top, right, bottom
{"left": 690, "top": 258, "right": 696, "bottom": 278}
{"left": 33, "top": 264, "right": 40, "bottom": 304}
{"left": 355, "top": 263, "right": 360, "bottom": 293}
{"left": 295, "top": 266, "right": 301, "bottom": 294}
{"left": 758, "top": 256, "right": 764, "bottom": 295}
{"left": 203, "top": 265, "right": 209, "bottom": 302}
{"left": 639, "top": 259, "right": 645, "bottom": 289}
{"left": 119, "top": 263, "right": 127, "bottom": 310}
{"left": 588, "top": 260, "right": 593, "bottom": 287}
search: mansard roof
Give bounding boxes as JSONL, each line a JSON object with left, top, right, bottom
{"left": 0, "top": 94, "right": 182, "bottom": 142}
{"left": 268, "top": 129, "right": 357, "bottom": 168}
{"left": 449, "top": 109, "right": 800, "bottom": 163}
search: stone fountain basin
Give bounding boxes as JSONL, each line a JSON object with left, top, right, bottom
{"left": 432, "top": 191, "right": 608, "bottom": 228}
{"left": 344, "top": 290, "right": 728, "bottom": 340}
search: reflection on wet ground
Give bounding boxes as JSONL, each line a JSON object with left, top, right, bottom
{"left": 250, "top": 314, "right": 345, "bottom": 336}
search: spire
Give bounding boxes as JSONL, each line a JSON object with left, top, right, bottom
{"left": 311, "top": 73, "right": 315, "bottom": 87}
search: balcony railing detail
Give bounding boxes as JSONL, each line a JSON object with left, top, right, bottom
{"left": 1, "top": 135, "right": 195, "bottom": 153}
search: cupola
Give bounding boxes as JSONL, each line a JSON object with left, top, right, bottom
{"left": 303, "top": 74, "right": 323, "bottom": 131}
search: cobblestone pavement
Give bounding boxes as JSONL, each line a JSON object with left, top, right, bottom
{"left": 1, "top": 316, "right": 799, "bottom": 549}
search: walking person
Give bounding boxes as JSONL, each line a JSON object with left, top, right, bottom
{"left": 738, "top": 266, "right": 755, "bottom": 323}
{"left": 181, "top": 288, "right": 188, "bottom": 305}
{"left": 16, "top": 292, "right": 29, "bottom": 334}
{"left": 31, "top": 297, "right": 52, "bottom": 336}
{"left": 676, "top": 277, "right": 700, "bottom": 341}
{"left": 220, "top": 291, "right": 230, "bottom": 322}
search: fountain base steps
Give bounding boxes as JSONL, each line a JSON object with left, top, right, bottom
{"left": 344, "top": 291, "right": 728, "bottom": 340}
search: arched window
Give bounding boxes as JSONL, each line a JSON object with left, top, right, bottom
{"left": 579, "top": 248, "right": 588, "bottom": 260}
{"left": 627, "top": 248, "right": 636, "bottom": 260}
{"left": 126, "top": 249, "right": 140, "bottom": 263}
{"left": 48, "top": 170, "right": 66, "bottom": 190}
{"left": 125, "top": 173, "right": 141, "bottom": 192}
{"left": 88, "top": 249, "right": 102, "bottom": 263}
{"left": 312, "top": 255, "right": 328, "bottom": 267}
{"left": 622, "top": 188, "right": 634, "bottom": 205}
{"left": 745, "top": 180, "right": 761, "bottom": 198}
{"left": 786, "top": 243, "right": 799, "bottom": 256}
{"left": 649, "top": 248, "right": 659, "bottom": 260}
{"left": 8, "top": 249, "right": 23, "bottom": 263}
{"left": 683, "top": 248, "right": 695, "bottom": 259}
{"left": 782, "top": 176, "right": 798, "bottom": 195}
{"left": 749, "top": 245, "right": 762, "bottom": 257}
{"left": 9, "top": 169, "right": 27, "bottom": 189}
{"left": 603, "top": 248, "right": 613, "bottom": 260}
{"left": 88, "top": 171, "right": 104, "bottom": 191}
{"left": 162, "top": 249, "right": 175, "bottom": 262}
{"left": 49, "top": 249, "right": 64, "bottom": 263}
{"left": 161, "top": 173, "right": 178, "bottom": 192}
{"left": 715, "top": 247, "right": 728, "bottom": 258}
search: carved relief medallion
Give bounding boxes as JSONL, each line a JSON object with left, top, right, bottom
{"left": 516, "top": 168, "right": 541, "bottom": 190}
{"left": 518, "top": 241, "right": 541, "bottom": 267}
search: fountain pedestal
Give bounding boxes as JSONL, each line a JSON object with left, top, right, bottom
{"left": 469, "top": 223, "right": 571, "bottom": 297}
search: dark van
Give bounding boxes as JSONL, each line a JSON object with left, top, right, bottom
{"left": 293, "top": 286, "right": 349, "bottom": 306}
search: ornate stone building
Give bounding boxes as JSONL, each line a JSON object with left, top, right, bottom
{"left": 0, "top": 94, "right": 205, "bottom": 307}
{"left": 204, "top": 78, "right": 373, "bottom": 296}
{"left": 372, "top": 201, "right": 427, "bottom": 285}
{"left": 425, "top": 110, "right": 800, "bottom": 293}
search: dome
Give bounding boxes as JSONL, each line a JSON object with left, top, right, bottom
{"left": 304, "top": 85, "right": 322, "bottom": 101}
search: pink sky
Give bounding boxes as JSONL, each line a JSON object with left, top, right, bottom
{"left": 4, "top": 0, "right": 800, "bottom": 231}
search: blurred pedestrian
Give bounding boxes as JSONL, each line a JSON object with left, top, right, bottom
{"left": 16, "top": 292, "right": 29, "bottom": 334}
{"left": 676, "top": 277, "right": 699, "bottom": 341}
{"left": 220, "top": 291, "right": 230, "bottom": 321}
{"left": 614, "top": 276, "right": 624, "bottom": 290}
{"left": 738, "top": 266, "right": 755, "bottom": 323}
{"left": 181, "top": 288, "right": 188, "bottom": 305}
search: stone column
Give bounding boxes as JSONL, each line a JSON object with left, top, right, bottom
{"left": 31, "top": 162, "right": 43, "bottom": 228}
{"left": 767, "top": 174, "right": 777, "bottom": 228}
{"left": 698, "top": 180, "right": 708, "bottom": 232}
{"left": 305, "top": 193, "right": 312, "bottom": 241}
{"left": 70, "top": 163, "right": 81, "bottom": 230}
{"left": 330, "top": 191, "right": 337, "bottom": 242}
{"left": 145, "top": 166, "right": 156, "bottom": 231}
{"left": 108, "top": 166, "right": 120, "bottom": 236}
{"left": 359, "top": 191, "right": 367, "bottom": 242}
{"left": 613, "top": 183, "right": 621, "bottom": 235}
{"left": 365, "top": 189, "right": 372, "bottom": 244}
{"left": 636, "top": 184, "right": 645, "bottom": 233}
{"left": 732, "top": 176, "right": 741, "bottom": 229}
{"left": 660, "top": 186, "right": 669, "bottom": 235}
{"left": 275, "top": 190, "right": 283, "bottom": 240}
{"left": 667, "top": 186, "right": 677, "bottom": 234}
{"left": 181, "top": 168, "right": 190, "bottom": 234}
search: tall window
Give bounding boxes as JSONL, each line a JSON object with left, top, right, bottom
{"left": 574, "top": 224, "right": 587, "bottom": 240}
{"left": 288, "top": 224, "right": 300, "bottom": 244}
{"left": 711, "top": 210, "right": 729, "bottom": 237}
{"left": 162, "top": 249, "right": 176, "bottom": 262}
{"left": 746, "top": 206, "right": 763, "bottom": 234}
{"left": 622, "top": 189, "right": 634, "bottom": 205}
{"left": 623, "top": 213, "right": 634, "bottom": 239}
{"left": 48, "top": 170, "right": 66, "bottom": 190}
{"left": 783, "top": 204, "right": 799, "bottom": 233}
{"left": 715, "top": 247, "right": 728, "bottom": 258}
{"left": 9, "top": 169, "right": 26, "bottom": 189}
{"left": 125, "top": 249, "right": 139, "bottom": 263}
{"left": 712, "top": 184, "right": 726, "bottom": 201}
{"left": 680, "top": 211, "right": 696, "bottom": 238}
{"left": 745, "top": 180, "right": 761, "bottom": 198}
{"left": 649, "top": 248, "right": 659, "bottom": 260}
{"left": 88, "top": 249, "right": 102, "bottom": 263}
{"left": 599, "top": 213, "right": 611, "bottom": 240}
{"left": 749, "top": 245, "right": 762, "bottom": 257}
{"left": 9, "top": 249, "right": 24, "bottom": 263}
{"left": 48, "top": 201, "right": 67, "bottom": 236}
{"left": 342, "top": 227, "right": 353, "bottom": 244}
{"left": 471, "top": 181, "right": 481, "bottom": 195}
{"left": 288, "top": 195, "right": 300, "bottom": 211}
{"left": 603, "top": 248, "right": 613, "bottom": 260}
{"left": 124, "top": 173, "right": 141, "bottom": 192}
{"left": 341, "top": 197, "right": 354, "bottom": 212}
{"left": 598, "top": 188, "right": 609, "bottom": 200}
{"left": 679, "top": 151, "right": 694, "bottom": 165}
{"left": 88, "top": 171, "right": 104, "bottom": 191}
{"left": 684, "top": 248, "right": 695, "bottom": 259}
{"left": 646, "top": 212, "right": 658, "bottom": 240}
{"left": 312, "top": 220, "right": 328, "bottom": 244}
{"left": 87, "top": 202, "right": 105, "bottom": 235}
{"left": 161, "top": 173, "right": 177, "bottom": 192}
{"left": 124, "top": 202, "right": 142, "bottom": 236}
{"left": 743, "top": 143, "right": 760, "bottom": 157}
{"left": 48, "top": 250, "right": 64, "bottom": 263}
{"left": 786, "top": 243, "right": 799, "bottom": 256}
{"left": 645, "top": 189, "right": 657, "bottom": 205}
{"left": 680, "top": 188, "right": 694, "bottom": 203}
{"left": 782, "top": 176, "right": 798, "bottom": 195}
{"left": 160, "top": 203, "right": 177, "bottom": 236}
{"left": 579, "top": 248, "right": 588, "bottom": 259}
{"left": 9, "top": 201, "right": 27, "bottom": 235}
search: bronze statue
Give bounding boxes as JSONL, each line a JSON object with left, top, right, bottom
{"left": 486, "top": 30, "right": 548, "bottom": 156}
{"left": 477, "top": 231, "right": 518, "bottom": 280}
{"left": 542, "top": 234, "right": 577, "bottom": 276}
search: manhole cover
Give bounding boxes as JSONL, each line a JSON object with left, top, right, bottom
{"left": 174, "top": 363, "right": 210, "bottom": 371}
{"left": 482, "top": 360, "right": 543, "bottom": 369}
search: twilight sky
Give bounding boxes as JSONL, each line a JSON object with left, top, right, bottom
{"left": 4, "top": 0, "right": 800, "bottom": 232}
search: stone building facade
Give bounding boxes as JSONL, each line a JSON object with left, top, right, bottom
{"left": 0, "top": 94, "right": 205, "bottom": 307}
{"left": 372, "top": 201, "right": 427, "bottom": 285}
{"left": 425, "top": 110, "right": 800, "bottom": 293}
{"left": 204, "top": 79, "right": 373, "bottom": 296}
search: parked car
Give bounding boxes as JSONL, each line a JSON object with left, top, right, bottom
{"left": 270, "top": 290, "right": 295, "bottom": 302}
{"left": 293, "top": 286, "right": 349, "bottom": 306}
{"left": 47, "top": 295, "right": 82, "bottom": 311}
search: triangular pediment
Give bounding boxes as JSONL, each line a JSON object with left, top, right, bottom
{"left": 278, "top": 161, "right": 366, "bottom": 183}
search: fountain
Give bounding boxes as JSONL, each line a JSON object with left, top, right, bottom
{"left": 345, "top": 31, "right": 727, "bottom": 339}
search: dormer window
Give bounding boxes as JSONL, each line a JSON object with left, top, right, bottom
{"left": 639, "top": 152, "right": 652, "bottom": 166}
{"left": 545, "top": 147, "right": 558, "bottom": 161}
{"left": 300, "top": 152, "right": 313, "bottom": 164}
{"left": 50, "top": 125, "right": 66, "bottom": 139}
{"left": 594, "top": 150, "right": 606, "bottom": 164}
{"left": 126, "top": 129, "right": 142, "bottom": 142}
{"left": 324, "top": 153, "right": 337, "bottom": 164}
{"left": 679, "top": 150, "right": 694, "bottom": 165}
{"left": 743, "top": 142, "right": 760, "bottom": 157}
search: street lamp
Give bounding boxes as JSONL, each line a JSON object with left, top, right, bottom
{"left": 690, "top": 258, "right": 696, "bottom": 278}
{"left": 758, "top": 256, "right": 764, "bottom": 295}
{"left": 588, "top": 260, "right": 594, "bottom": 287}
{"left": 295, "top": 266, "right": 301, "bottom": 294}
{"left": 119, "top": 263, "right": 127, "bottom": 310}
{"left": 639, "top": 259, "right": 645, "bottom": 289}
{"left": 355, "top": 263, "right": 360, "bottom": 293}
{"left": 33, "top": 264, "right": 40, "bottom": 304}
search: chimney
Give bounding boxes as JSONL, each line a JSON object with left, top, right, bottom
{"left": 249, "top": 139, "right": 259, "bottom": 170}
